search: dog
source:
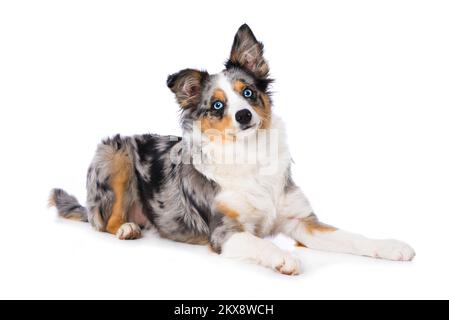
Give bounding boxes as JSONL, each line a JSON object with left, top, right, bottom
{"left": 49, "top": 24, "right": 415, "bottom": 275}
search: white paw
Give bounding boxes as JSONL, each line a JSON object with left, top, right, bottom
{"left": 371, "top": 240, "right": 415, "bottom": 261}
{"left": 270, "top": 251, "right": 301, "bottom": 276}
{"left": 116, "top": 223, "right": 142, "bottom": 240}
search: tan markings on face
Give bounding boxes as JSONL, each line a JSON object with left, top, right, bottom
{"left": 256, "top": 93, "right": 272, "bottom": 129}
{"left": 200, "top": 88, "right": 234, "bottom": 142}
{"left": 232, "top": 80, "right": 272, "bottom": 129}
{"left": 201, "top": 115, "right": 233, "bottom": 133}
{"left": 301, "top": 214, "right": 337, "bottom": 234}
{"left": 201, "top": 115, "right": 235, "bottom": 142}
{"left": 216, "top": 202, "right": 240, "bottom": 219}
{"left": 233, "top": 80, "right": 246, "bottom": 93}
{"left": 106, "top": 151, "right": 132, "bottom": 235}
{"left": 212, "top": 88, "right": 227, "bottom": 103}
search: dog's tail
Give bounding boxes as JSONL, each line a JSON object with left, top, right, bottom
{"left": 48, "top": 188, "right": 88, "bottom": 222}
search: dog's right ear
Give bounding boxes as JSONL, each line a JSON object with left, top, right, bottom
{"left": 167, "top": 69, "right": 209, "bottom": 109}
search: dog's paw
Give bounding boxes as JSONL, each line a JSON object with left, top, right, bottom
{"left": 116, "top": 223, "right": 142, "bottom": 240}
{"left": 371, "top": 240, "right": 415, "bottom": 261}
{"left": 271, "top": 251, "right": 301, "bottom": 276}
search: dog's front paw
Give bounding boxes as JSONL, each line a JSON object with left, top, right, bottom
{"left": 270, "top": 251, "right": 301, "bottom": 276}
{"left": 372, "top": 240, "right": 415, "bottom": 261}
{"left": 116, "top": 223, "right": 142, "bottom": 240}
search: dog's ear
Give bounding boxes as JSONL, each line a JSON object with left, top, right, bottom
{"left": 226, "top": 24, "right": 269, "bottom": 79}
{"left": 167, "top": 69, "right": 209, "bottom": 109}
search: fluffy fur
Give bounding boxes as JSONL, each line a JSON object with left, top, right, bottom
{"left": 49, "top": 24, "right": 415, "bottom": 275}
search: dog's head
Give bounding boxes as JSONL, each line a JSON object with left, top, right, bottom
{"left": 167, "top": 24, "right": 273, "bottom": 140}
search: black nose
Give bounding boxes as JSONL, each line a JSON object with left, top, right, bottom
{"left": 235, "top": 109, "right": 252, "bottom": 125}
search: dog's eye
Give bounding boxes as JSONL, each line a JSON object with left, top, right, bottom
{"left": 212, "top": 101, "right": 224, "bottom": 110}
{"left": 243, "top": 88, "right": 253, "bottom": 98}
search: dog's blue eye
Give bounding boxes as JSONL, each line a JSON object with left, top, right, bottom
{"left": 213, "top": 101, "right": 224, "bottom": 110}
{"left": 243, "top": 88, "right": 253, "bottom": 98}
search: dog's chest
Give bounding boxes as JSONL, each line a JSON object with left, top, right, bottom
{"left": 198, "top": 145, "right": 291, "bottom": 235}
{"left": 193, "top": 115, "right": 292, "bottom": 235}
{"left": 214, "top": 165, "right": 288, "bottom": 235}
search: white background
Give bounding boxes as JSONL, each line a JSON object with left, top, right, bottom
{"left": 0, "top": 0, "right": 448, "bottom": 300}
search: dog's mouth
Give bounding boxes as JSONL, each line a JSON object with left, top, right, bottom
{"left": 241, "top": 123, "right": 257, "bottom": 131}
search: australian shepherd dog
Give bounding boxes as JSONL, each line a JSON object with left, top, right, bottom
{"left": 49, "top": 24, "right": 415, "bottom": 275}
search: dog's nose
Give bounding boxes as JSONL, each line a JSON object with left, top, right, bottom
{"left": 235, "top": 109, "right": 252, "bottom": 125}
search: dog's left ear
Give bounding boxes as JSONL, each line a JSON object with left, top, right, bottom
{"left": 226, "top": 24, "right": 269, "bottom": 79}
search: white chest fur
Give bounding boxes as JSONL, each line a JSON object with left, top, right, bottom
{"left": 194, "top": 116, "right": 292, "bottom": 235}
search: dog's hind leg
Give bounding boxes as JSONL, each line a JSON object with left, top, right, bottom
{"left": 86, "top": 135, "right": 143, "bottom": 240}
{"left": 277, "top": 187, "right": 416, "bottom": 261}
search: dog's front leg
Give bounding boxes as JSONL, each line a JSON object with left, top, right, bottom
{"left": 278, "top": 187, "right": 416, "bottom": 261}
{"left": 209, "top": 213, "right": 301, "bottom": 276}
